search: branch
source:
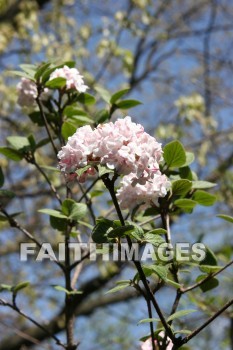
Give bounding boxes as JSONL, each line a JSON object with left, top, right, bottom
{"left": 181, "top": 259, "right": 233, "bottom": 293}
{"left": 0, "top": 298, "right": 65, "bottom": 348}
{"left": 35, "top": 96, "right": 58, "bottom": 156}
{"left": 32, "top": 161, "right": 62, "bottom": 205}
{"left": 0, "top": 272, "right": 139, "bottom": 350}
{"left": 0, "top": 205, "right": 63, "bottom": 269}
{"left": 102, "top": 175, "right": 176, "bottom": 344}
{"left": 180, "top": 298, "right": 233, "bottom": 346}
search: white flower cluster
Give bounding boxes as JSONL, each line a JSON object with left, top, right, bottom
{"left": 17, "top": 78, "right": 38, "bottom": 107}
{"left": 49, "top": 65, "right": 88, "bottom": 92}
{"left": 58, "top": 117, "right": 170, "bottom": 210}
{"left": 17, "top": 65, "right": 88, "bottom": 107}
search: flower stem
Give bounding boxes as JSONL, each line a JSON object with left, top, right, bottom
{"left": 102, "top": 175, "right": 176, "bottom": 344}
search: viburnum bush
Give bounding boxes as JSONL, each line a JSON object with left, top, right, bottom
{"left": 0, "top": 61, "right": 232, "bottom": 350}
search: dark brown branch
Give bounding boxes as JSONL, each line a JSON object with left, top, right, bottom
{"left": 102, "top": 175, "right": 176, "bottom": 344}
{"left": 0, "top": 298, "right": 65, "bottom": 348}
{"left": 0, "top": 270, "right": 136, "bottom": 350}
{"left": 181, "top": 259, "right": 233, "bottom": 293}
{"left": 0, "top": 205, "right": 63, "bottom": 269}
{"left": 180, "top": 298, "right": 233, "bottom": 345}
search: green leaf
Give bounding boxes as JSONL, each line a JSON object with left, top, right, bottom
{"left": 19, "top": 64, "right": 37, "bottom": 77}
{"left": 196, "top": 275, "right": 219, "bottom": 292}
{"left": 53, "top": 285, "right": 82, "bottom": 295}
{"left": 94, "top": 109, "right": 109, "bottom": 123}
{"left": 110, "top": 89, "right": 130, "bottom": 104}
{"left": 200, "top": 246, "right": 218, "bottom": 266}
{"left": 0, "top": 147, "right": 24, "bottom": 161}
{"left": 0, "top": 166, "right": 4, "bottom": 188}
{"left": 97, "top": 164, "right": 114, "bottom": 177}
{"left": 63, "top": 106, "right": 87, "bottom": 117}
{"left": 90, "top": 190, "right": 103, "bottom": 198}
{"left": 45, "top": 77, "right": 67, "bottom": 89}
{"left": 172, "top": 179, "right": 192, "bottom": 196}
{"left": 28, "top": 111, "right": 44, "bottom": 126}
{"left": 199, "top": 265, "right": 222, "bottom": 274}
{"left": 92, "top": 218, "right": 114, "bottom": 243}
{"left": 147, "top": 228, "right": 167, "bottom": 235}
{"left": 164, "top": 140, "right": 186, "bottom": 168}
{"left": 137, "top": 318, "right": 160, "bottom": 325}
{"left": 143, "top": 264, "right": 168, "bottom": 281}
{"left": 13, "top": 281, "right": 30, "bottom": 293}
{"left": 106, "top": 283, "right": 130, "bottom": 294}
{"left": 62, "top": 61, "right": 76, "bottom": 68}
{"left": 61, "top": 121, "right": 76, "bottom": 140}
{"left": 181, "top": 152, "right": 195, "bottom": 167}
{"left": 0, "top": 190, "right": 15, "bottom": 198}
{"left": 116, "top": 99, "right": 142, "bottom": 109}
{"left": 166, "top": 309, "right": 196, "bottom": 322}
{"left": 40, "top": 166, "right": 60, "bottom": 173}
{"left": 7, "top": 136, "right": 31, "bottom": 151}
{"left": 77, "top": 220, "right": 94, "bottom": 230}
{"left": 174, "top": 330, "right": 192, "bottom": 335}
{"left": 217, "top": 214, "right": 233, "bottom": 223}
{"left": 8, "top": 70, "right": 34, "bottom": 79}
{"left": 143, "top": 233, "right": 165, "bottom": 246}
{"left": 140, "top": 329, "right": 164, "bottom": 342}
{"left": 61, "top": 199, "right": 75, "bottom": 216}
{"left": 68, "top": 203, "right": 87, "bottom": 221}
{"left": 35, "top": 62, "right": 51, "bottom": 80}
{"left": 174, "top": 199, "right": 197, "bottom": 209}
{"left": 36, "top": 137, "right": 53, "bottom": 149}
{"left": 76, "top": 165, "right": 92, "bottom": 177}
{"left": 115, "top": 280, "right": 131, "bottom": 285}
{"left": 143, "top": 207, "right": 160, "bottom": 216}
{"left": 77, "top": 93, "right": 96, "bottom": 105}
{"left": 126, "top": 222, "right": 144, "bottom": 240}
{"left": 192, "top": 190, "right": 216, "bottom": 206}
{"left": 192, "top": 181, "right": 217, "bottom": 189}
{"left": 68, "top": 115, "right": 94, "bottom": 127}
{"left": 0, "top": 284, "right": 13, "bottom": 292}
{"left": 95, "top": 86, "right": 111, "bottom": 103}
{"left": 38, "top": 209, "right": 68, "bottom": 219}
{"left": 54, "top": 286, "right": 70, "bottom": 293}
{"left": 107, "top": 225, "right": 135, "bottom": 238}
{"left": 28, "top": 134, "right": 36, "bottom": 150}
{"left": 50, "top": 216, "right": 67, "bottom": 231}
{"left": 166, "top": 278, "right": 181, "bottom": 289}
{"left": 179, "top": 166, "right": 193, "bottom": 180}
{"left": 40, "top": 61, "right": 76, "bottom": 83}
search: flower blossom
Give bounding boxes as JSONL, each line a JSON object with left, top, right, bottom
{"left": 58, "top": 116, "right": 163, "bottom": 178}
{"left": 58, "top": 116, "right": 170, "bottom": 208}
{"left": 17, "top": 78, "right": 48, "bottom": 107}
{"left": 49, "top": 65, "right": 88, "bottom": 92}
{"left": 141, "top": 332, "right": 173, "bottom": 350}
{"left": 116, "top": 172, "right": 170, "bottom": 210}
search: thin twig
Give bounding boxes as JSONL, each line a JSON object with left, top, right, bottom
{"left": 181, "top": 259, "right": 233, "bottom": 293}
{"left": 0, "top": 204, "right": 63, "bottom": 269}
{"left": 180, "top": 298, "right": 233, "bottom": 345}
{"left": 33, "top": 161, "right": 62, "bottom": 205}
{"left": 0, "top": 298, "right": 65, "bottom": 348}
{"left": 77, "top": 182, "right": 96, "bottom": 225}
{"left": 36, "top": 95, "right": 58, "bottom": 156}
{"left": 78, "top": 177, "right": 99, "bottom": 202}
{"left": 134, "top": 283, "right": 156, "bottom": 350}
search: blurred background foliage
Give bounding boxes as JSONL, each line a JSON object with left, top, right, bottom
{"left": 0, "top": 0, "right": 232, "bottom": 349}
